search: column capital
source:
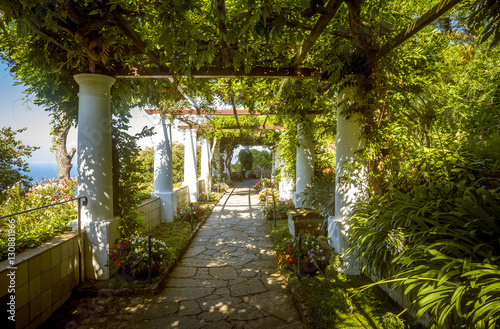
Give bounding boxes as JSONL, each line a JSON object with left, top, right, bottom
{"left": 74, "top": 73, "right": 116, "bottom": 95}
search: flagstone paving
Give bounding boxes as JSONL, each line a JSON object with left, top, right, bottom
{"left": 42, "top": 180, "right": 303, "bottom": 328}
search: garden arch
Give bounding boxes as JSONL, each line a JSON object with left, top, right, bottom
{"left": 1, "top": 0, "right": 466, "bottom": 279}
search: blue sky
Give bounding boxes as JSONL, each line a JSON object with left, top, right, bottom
{"left": 0, "top": 61, "right": 261, "bottom": 167}
{"left": 0, "top": 61, "right": 186, "bottom": 163}
{"left": 0, "top": 62, "right": 65, "bottom": 162}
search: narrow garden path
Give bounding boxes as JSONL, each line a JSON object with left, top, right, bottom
{"left": 43, "top": 180, "right": 303, "bottom": 329}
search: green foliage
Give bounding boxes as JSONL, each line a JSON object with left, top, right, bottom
{"left": 238, "top": 148, "right": 253, "bottom": 172}
{"left": 350, "top": 150, "right": 500, "bottom": 328}
{"left": 274, "top": 234, "right": 335, "bottom": 272}
{"left": 269, "top": 220, "right": 408, "bottom": 328}
{"left": 258, "top": 187, "right": 278, "bottom": 202}
{"left": 0, "top": 178, "right": 77, "bottom": 261}
{"left": 250, "top": 149, "right": 272, "bottom": 170}
{"left": 108, "top": 234, "right": 170, "bottom": 278}
{"left": 262, "top": 199, "right": 294, "bottom": 220}
{"left": 112, "top": 123, "right": 153, "bottom": 237}
{"left": 253, "top": 178, "right": 275, "bottom": 191}
{"left": 134, "top": 146, "right": 154, "bottom": 185}
{"left": 172, "top": 142, "right": 185, "bottom": 184}
{"left": 211, "top": 182, "right": 230, "bottom": 193}
{"left": 175, "top": 203, "right": 208, "bottom": 222}
{"left": 199, "top": 192, "right": 220, "bottom": 202}
{"left": 0, "top": 127, "right": 38, "bottom": 196}
{"left": 302, "top": 168, "right": 336, "bottom": 216}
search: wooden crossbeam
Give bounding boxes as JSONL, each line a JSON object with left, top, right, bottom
{"left": 177, "top": 125, "right": 285, "bottom": 130}
{"left": 145, "top": 109, "right": 323, "bottom": 115}
{"left": 145, "top": 109, "right": 260, "bottom": 115}
{"left": 113, "top": 66, "right": 319, "bottom": 79}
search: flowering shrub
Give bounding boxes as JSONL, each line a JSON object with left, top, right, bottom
{"left": 262, "top": 200, "right": 294, "bottom": 220}
{"left": 176, "top": 203, "right": 207, "bottom": 221}
{"left": 108, "top": 234, "right": 170, "bottom": 278}
{"left": 258, "top": 188, "right": 278, "bottom": 201}
{"left": 322, "top": 167, "right": 334, "bottom": 174}
{"left": 212, "top": 182, "right": 230, "bottom": 193}
{"left": 0, "top": 177, "right": 77, "bottom": 261}
{"left": 254, "top": 178, "right": 275, "bottom": 191}
{"left": 199, "top": 192, "right": 220, "bottom": 202}
{"left": 274, "top": 234, "right": 335, "bottom": 272}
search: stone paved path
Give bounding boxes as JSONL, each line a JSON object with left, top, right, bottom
{"left": 43, "top": 180, "right": 303, "bottom": 329}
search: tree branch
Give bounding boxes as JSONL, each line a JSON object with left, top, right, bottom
{"left": 227, "top": 78, "right": 242, "bottom": 134}
{"left": 216, "top": 0, "right": 231, "bottom": 66}
{"left": 291, "top": 0, "right": 343, "bottom": 67}
{"left": 371, "top": 0, "right": 462, "bottom": 62}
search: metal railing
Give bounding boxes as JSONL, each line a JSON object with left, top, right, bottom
{"left": 0, "top": 196, "right": 88, "bottom": 285}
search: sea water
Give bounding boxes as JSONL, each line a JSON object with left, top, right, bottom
{"left": 24, "top": 162, "right": 77, "bottom": 182}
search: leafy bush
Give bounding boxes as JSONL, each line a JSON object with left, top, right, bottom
{"left": 258, "top": 188, "right": 278, "bottom": 201}
{"left": 302, "top": 167, "right": 336, "bottom": 216}
{"left": 0, "top": 177, "right": 77, "bottom": 261}
{"left": 199, "top": 192, "right": 220, "bottom": 202}
{"left": 262, "top": 199, "right": 294, "bottom": 220}
{"left": 135, "top": 180, "right": 154, "bottom": 203}
{"left": 175, "top": 203, "right": 208, "bottom": 221}
{"left": 350, "top": 181, "right": 500, "bottom": 328}
{"left": 108, "top": 234, "right": 170, "bottom": 278}
{"left": 212, "top": 182, "right": 230, "bottom": 193}
{"left": 254, "top": 178, "right": 275, "bottom": 191}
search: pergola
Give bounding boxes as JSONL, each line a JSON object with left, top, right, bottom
{"left": 0, "top": 0, "right": 463, "bottom": 279}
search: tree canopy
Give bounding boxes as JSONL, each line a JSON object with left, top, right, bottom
{"left": 0, "top": 127, "right": 39, "bottom": 194}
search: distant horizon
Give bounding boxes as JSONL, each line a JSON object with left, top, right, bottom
{"left": 23, "top": 162, "right": 77, "bottom": 182}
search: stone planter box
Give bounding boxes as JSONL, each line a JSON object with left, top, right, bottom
{"left": 287, "top": 208, "right": 326, "bottom": 237}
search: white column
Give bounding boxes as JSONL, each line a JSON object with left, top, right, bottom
{"left": 242, "top": 145, "right": 250, "bottom": 178}
{"left": 200, "top": 138, "right": 211, "bottom": 194}
{"left": 277, "top": 145, "right": 294, "bottom": 201}
{"left": 293, "top": 119, "right": 315, "bottom": 208}
{"left": 328, "top": 81, "right": 365, "bottom": 275}
{"left": 153, "top": 116, "right": 177, "bottom": 222}
{"left": 71, "top": 73, "right": 119, "bottom": 280}
{"left": 212, "top": 140, "right": 221, "bottom": 181}
{"left": 183, "top": 128, "right": 198, "bottom": 202}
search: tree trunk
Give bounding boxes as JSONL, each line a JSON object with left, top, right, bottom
{"left": 54, "top": 121, "right": 76, "bottom": 180}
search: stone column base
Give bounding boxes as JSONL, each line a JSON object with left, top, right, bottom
{"left": 185, "top": 182, "right": 198, "bottom": 202}
{"left": 328, "top": 216, "right": 360, "bottom": 275}
{"left": 293, "top": 191, "right": 306, "bottom": 208}
{"left": 153, "top": 191, "right": 177, "bottom": 223}
{"left": 69, "top": 216, "right": 120, "bottom": 280}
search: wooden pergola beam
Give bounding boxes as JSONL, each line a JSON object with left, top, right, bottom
{"left": 145, "top": 109, "right": 261, "bottom": 115}
{"left": 291, "top": 0, "right": 343, "bottom": 67}
{"left": 177, "top": 125, "right": 285, "bottom": 130}
{"left": 112, "top": 66, "right": 319, "bottom": 79}
{"left": 144, "top": 109, "right": 323, "bottom": 116}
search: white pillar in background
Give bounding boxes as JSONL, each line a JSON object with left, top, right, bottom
{"left": 277, "top": 145, "right": 294, "bottom": 201}
{"left": 71, "top": 73, "right": 119, "bottom": 280}
{"left": 183, "top": 128, "right": 198, "bottom": 202}
{"left": 200, "top": 138, "right": 211, "bottom": 194}
{"left": 153, "top": 116, "right": 177, "bottom": 222}
{"left": 293, "top": 118, "right": 315, "bottom": 208}
{"left": 212, "top": 140, "right": 221, "bottom": 181}
{"left": 328, "top": 81, "right": 364, "bottom": 275}
{"left": 242, "top": 145, "right": 250, "bottom": 178}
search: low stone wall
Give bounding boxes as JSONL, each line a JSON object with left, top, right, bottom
{"left": 137, "top": 198, "right": 161, "bottom": 233}
{"left": 175, "top": 185, "right": 190, "bottom": 208}
{"left": 0, "top": 231, "right": 81, "bottom": 329}
{"left": 197, "top": 179, "right": 206, "bottom": 195}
